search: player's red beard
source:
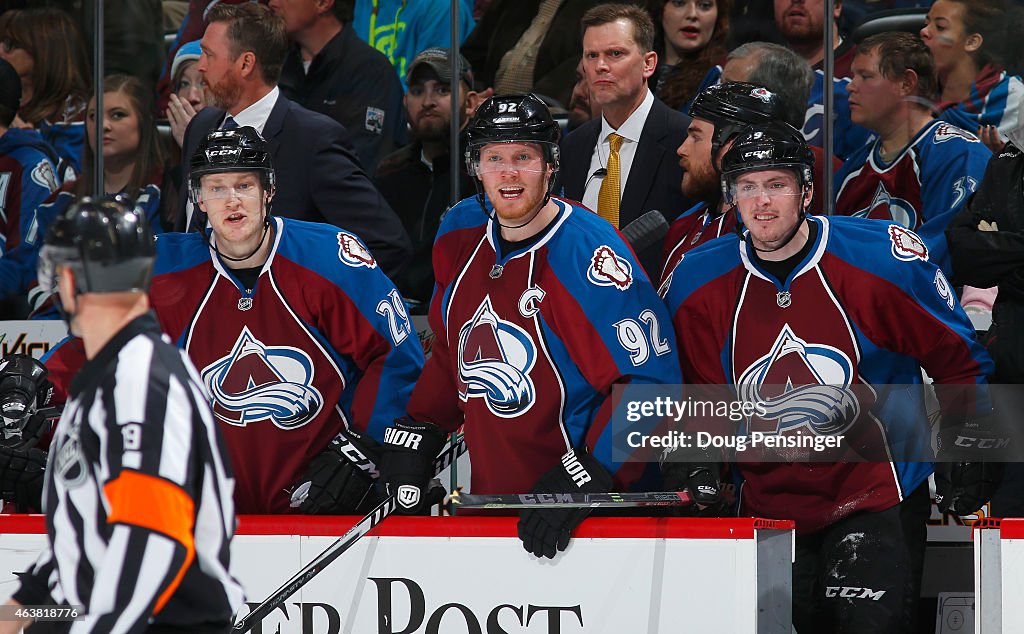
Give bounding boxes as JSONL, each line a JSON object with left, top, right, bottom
{"left": 207, "top": 71, "right": 244, "bottom": 111}
{"left": 681, "top": 155, "right": 719, "bottom": 201}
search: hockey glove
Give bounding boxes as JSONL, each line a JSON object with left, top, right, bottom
{"left": 517, "top": 449, "right": 613, "bottom": 559}
{"left": 379, "top": 417, "right": 447, "bottom": 514}
{"left": 661, "top": 460, "right": 725, "bottom": 516}
{"left": 289, "top": 429, "right": 383, "bottom": 515}
{"left": 934, "top": 462, "right": 1004, "bottom": 515}
{"left": 0, "top": 355, "right": 54, "bottom": 448}
{"left": 0, "top": 446, "right": 47, "bottom": 511}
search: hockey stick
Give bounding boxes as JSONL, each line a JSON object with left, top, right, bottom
{"left": 450, "top": 489, "right": 694, "bottom": 509}
{"left": 232, "top": 436, "right": 466, "bottom": 633}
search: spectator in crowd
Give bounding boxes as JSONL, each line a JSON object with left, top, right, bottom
{"left": 834, "top": 31, "right": 991, "bottom": 275}
{"left": 378, "top": 94, "right": 681, "bottom": 559}
{"left": 646, "top": 0, "right": 730, "bottom": 110}
{"left": 352, "top": 0, "right": 476, "bottom": 90}
{"left": 461, "top": 0, "right": 603, "bottom": 106}
{"left": 0, "top": 58, "right": 60, "bottom": 319}
{"left": 374, "top": 48, "right": 478, "bottom": 311}
{"left": 179, "top": 2, "right": 412, "bottom": 279}
{"left": 0, "top": 75, "right": 169, "bottom": 313}
{"left": 567, "top": 58, "right": 601, "bottom": 131}
{"left": 166, "top": 40, "right": 208, "bottom": 149}
{"left": 663, "top": 119, "right": 994, "bottom": 634}
{"left": 921, "top": 0, "right": 1024, "bottom": 152}
{"left": 155, "top": 0, "right": 256, "bottom": 112}
{"left": 0, "top": 8, "right": 89, "bottom": 180}
{"left": 775, "top": 0, "right": 855, "bottom": 78}
{"left": 720, "top": 42, "right": 843, "bottom": 216}
{"left": 272, "top": 0, "right": 407, "bottom": 176}
{"left": 560, "top": 3, "right": 691, "bottom": 275}
{"left": 0, "top": 58, "right": 60, "bottom": 258}
{"left": 704, "top": 0, "right": 872, "bottom": 158}
{"left": 660, "top": 82, "right": 798, "bottom": 285}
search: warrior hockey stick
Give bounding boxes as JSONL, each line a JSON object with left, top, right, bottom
{"left": 450, "top": 489, "right": 694, "bottom": 509}
{"left": 233, "top": 436, "right": 467, "bottom": 633}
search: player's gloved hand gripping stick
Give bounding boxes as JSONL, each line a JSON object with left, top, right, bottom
{"left": 232, "top": 435, "right": 465, "bottom": 633}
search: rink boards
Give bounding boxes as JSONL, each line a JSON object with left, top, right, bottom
{"left": 0, "top": 515, "right": 793, "bottom": 634}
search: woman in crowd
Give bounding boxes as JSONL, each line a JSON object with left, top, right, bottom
{"left": 0, "top": 75, "right": 168, "bottom": 313}
{"left": 921, "top": 0, "right": 1024, "bottom": 151}
{"left": 0, "top": 8, "right": 90, "bottom": 180}
{"left": 646, "top": 0, "right": 730, "bottom": 110}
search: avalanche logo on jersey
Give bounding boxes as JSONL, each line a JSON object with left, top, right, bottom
{"left": 337, "top": 231, "right": 377, "bottom": 269}
{"left": 933, "top": 123, "right": 980, "bottom": 145}
{"left": 853, "top": 182, "right": 919, "bottom": 229}
{"left": 202, "top": 326, "right": 324, "bottom": 429}
{"left": 457, "top": 296, "right": 537, "bottom": 417}
{"left": 888, "top": 225, "right": 929, "bottom": 262}
{"left": 737, "top": 325, "right": 859, "bottom": 435}
{"left": 588, "top": 245, "right": 633, "bottom": 290}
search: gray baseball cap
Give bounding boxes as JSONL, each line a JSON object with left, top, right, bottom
{"left": 407, "top": 47, "right": 474, "bottom": 87}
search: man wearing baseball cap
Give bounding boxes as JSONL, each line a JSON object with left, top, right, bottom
{"left": 374, "top": 48, "right": 481, "bottom": 310}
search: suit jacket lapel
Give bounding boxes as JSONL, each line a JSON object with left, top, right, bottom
{"left": 621, "top": 101, "right": 668, "bottom": 222}
{"left": 564, "top": 121, "right": 600, "bottom": 199}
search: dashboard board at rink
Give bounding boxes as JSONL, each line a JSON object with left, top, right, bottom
{"left": 233, "top": 516, "right": 793, "bottom": 634}
{"left": 0, "top": 516, "right": 794, "bottom": 634}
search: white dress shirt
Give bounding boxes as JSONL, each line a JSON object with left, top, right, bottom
{"left": 582, "top": 89, "right": 655, "bottom": 213}
{"left": 225, "top": 86, "right": 280, "bottom": 135}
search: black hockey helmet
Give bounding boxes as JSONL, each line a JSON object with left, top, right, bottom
{"left": 38, "top": 194, "right": 155, "bottom": 296}
{"left": 720, "top": 121, "right": 815, "bottom": 201}
{"left": 188, "top": 126, "right": 275, "bottom": 204}
{"left": 465, "top": 93, "right": 561, "bottom": 194}
{"left": 690, "top": 82, "right": 787, "bottom": 159}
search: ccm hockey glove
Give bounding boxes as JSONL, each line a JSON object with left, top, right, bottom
{"left": 289, "top": 428, "right": 382, "bottom": 515}
{"left": 0, "top": 355, "right": 54, "bottom": 447}
{"left": 517, "top": 449, "right": 613, "bottom": 559}
{"left": 379, "top": 417, "right": 447, "bottom": 514}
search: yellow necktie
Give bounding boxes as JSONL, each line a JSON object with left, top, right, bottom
{"left": 597, "top": 133, "right": 624, "bottom": 227}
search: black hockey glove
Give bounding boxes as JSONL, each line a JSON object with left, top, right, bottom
{"left": 517, "top": 449, "right": 613, "bottom": 559}
{"left": 0, "top": 446, "right": 47, "bottom": 511}
{"left": 934, "top": 462, "right": 1004, "bottom": 516}
{"left": 661, "top": 461, "right": 725, "bottom": 516}
{"left": 289, "top": 429, "right": 383, "bottom": 515}
{"left": 0, "top": 355, "right": 54, "bottom": 448}
{"left": 379, "top": 417, "right": 447, "bottom": 515}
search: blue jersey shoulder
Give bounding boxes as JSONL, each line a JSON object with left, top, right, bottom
{"left": 153, "top": 231, "right": 210, "bottom": 275}
{"left": 436, "top": 195, "right": 490, "bottom": 242}
{"left": 663, "top": 231, "right": 742, "bottom": 307}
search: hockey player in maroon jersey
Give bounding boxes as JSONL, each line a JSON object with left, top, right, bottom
{"left": 378, "top": 94, "right": 684, "bottom": 559}
{"left": 663, "top": 121, "right": 1000, "bottom": 632}
{"left": 1, "top": 127, "right": 425, "bottom": 516}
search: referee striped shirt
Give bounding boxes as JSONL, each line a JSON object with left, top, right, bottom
{"left": 13, "top": 312, "right": 244, "bottom": 632}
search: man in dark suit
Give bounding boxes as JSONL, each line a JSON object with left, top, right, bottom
{"left": 178, "top": 2, "right": 411, "bottom": 279}
{"left": 559, "top": 3, "right": 691, "bottom": 275}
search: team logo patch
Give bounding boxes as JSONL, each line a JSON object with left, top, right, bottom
{"left": 365, "top": 107, "right": 385, "bottom": 134}
{"left": 888, "top": 225, "right": 929, "bottom": 262}
{"left": 337, "top": 231, "right": 377, "bottom": 269}
{"left": 202, "top": 326, "right": 324, "bottom": 429}
{"left": 588, "top": 246, "right": 633, "bottom": 290}
{"left": 457, "top": 296, "right": 537, "bottom": 417}
{"left": 737, "top": 325, "right": 859, "bottom": 436}
{"left": 854, "top": 182, "right": 918, "bottom": 229}
{"left": 750, "top": 87, "right": 772, "bottom": 103}
{"left": 933, "top": 122, "right": 979, "bottom": 144}
{"left": 30, "top": 160, "right": 58, "bottom": 193}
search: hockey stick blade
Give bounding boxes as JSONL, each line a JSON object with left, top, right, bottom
{"left": 233, "top": 437, "right": 466, "bottom": 633}
{"left": 451, "top": 489, "right": 693, "bottom": 509}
